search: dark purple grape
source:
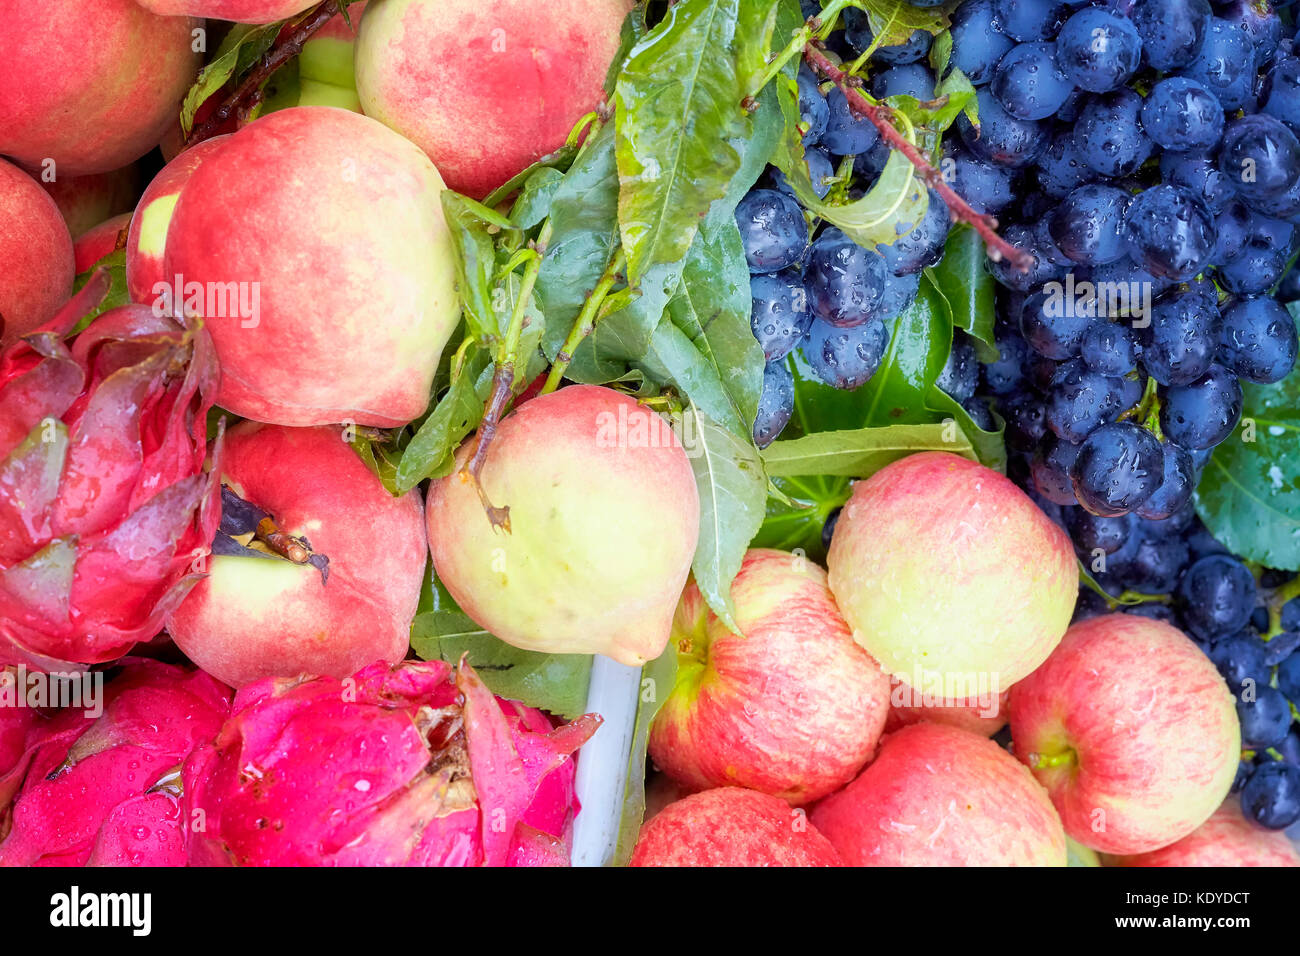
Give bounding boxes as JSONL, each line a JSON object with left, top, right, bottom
{"left": 804, "top": 227, "right": 888, "bottom": 327}
{"left": 735, "top": 188, "right": 808, "bottom": 274}
{"left": 1069, "top": 420, "right": 1164, "bottom": 516}
{"left": 749, "top": 270, "right": 812, "bottom": 362}
{"left": 1134, "top": 441, "right": 1195, "bottom": 520}
{"left": 1218, "top": 295, "right": 1300, "bottom": 385}
{"left": 1123, "top": 184, "right": 1215, "bottom": 282}
{"left": 1159, "top": 364, "right": 1244, "bottom": 450}
{"left": 1055, "top": 7, "right": 1142, "bottom": 92}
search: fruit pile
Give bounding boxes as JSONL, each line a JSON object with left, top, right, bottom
{"left": 0, "top": 0, "right": 1298, "bottom": 869}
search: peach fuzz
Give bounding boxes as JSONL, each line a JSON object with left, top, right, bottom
{"left": 125, "top": 136, "right": 229, "bottom": 306}
{"left": 649, "top": 548, "right": 891, "bottom": 805}
{"left": 0, "top": 159, "right": 74, "bottom": 348}
{"left": 427, "top": 385, "right": 699, "bottom": 666}
{"left": 166, "top": 423, "right": 426, "bottom": 688}
{"left": 630, "top": 788, "right": 842, "bottom": 867}
{"left": 827, "top": 451, "right": 1076, "bottom": 691}
{"left": 162, "top": 107, "right": 460, "bottom": 426}
{"left": 0, "top": 0, "right": 200, "bottom": 176}
{"left": 73, "top": 213, "right": 132, "bottom": 274}
{"left": 355, "top": 0, "right": 633, "bottom": 198}
{"left": 1103, "top": 800, "right": 1300, "bottom": 867}
{"left": 39, "top": 165, "right": 141, "bottom": 240}
{"left": 135, "top": 0, "right": 318, "bottom": 23}
{"left": 810, "top": 722, "right": 1068, "bottom": 866}
{"left": 1009, "top": 614, "right": 1240, "bottom": 856}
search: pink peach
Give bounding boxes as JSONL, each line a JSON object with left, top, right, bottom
{"left": 39, "top": 165, "right": 141, "bottom": 239}
{"left": 0, "top": 158, "right": 74, "bottom": 347}
{"left": 73, "top": 213, "right": 132, "bottom": 274}
{"left": 135, "top": 0, "right": 318, "bottom": 22}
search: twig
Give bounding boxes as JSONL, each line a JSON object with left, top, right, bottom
{"left": 802, "top": 44, "right": 1033, "bottom": 273}
{"left": 541, "top": 247, "right": 626, "bottom": 395}
{"left": 185, "top": 2, "right": 341, "bottom": 149}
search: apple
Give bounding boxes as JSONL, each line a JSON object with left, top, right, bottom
{"left": 648, "top": 548, "right": 891, "bottom": 804}
{"left": 1103, "top": 799, "right": 1300, "bottom": 867}
{"left": 0, "top": 158, "right": 74, "bottom": 348}
{"left": 426, "top": 385, "right": 699, "bottom": 666}
{"left": 630, "top": 787, "right": 843, "bottom": 867}
{"left": 0, "top": 0, "right": 200, "bottom": 176}
{"left": 884, "top": 685, "right": 1011, "bottom": 738}
{"left": 166, "top": 423, "right": 427, "bottom": 687}
{"left": 39, "top": 165, "right": 141, "bottom": 240}
{"left": 355, "top": 0, "right": 633, "bottom": 198}
{"left": 811, "top": 722, "right": 1068, "bottom": 865}
{"left": 827, "top": 451, "right": 1076, "bottom": 693}
{"left": 161, "top": 107, "right": 460, "bottom": 427}
{"left": 72, "top": 213, "right": 132, "bottom": 274}
{"left": 1008, "top": 613, "right": 1240, "bottom": 856}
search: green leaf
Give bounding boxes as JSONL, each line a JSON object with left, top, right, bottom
{"left": 393, "top": 349, "right": 488, "bottom": 493}
{"left": 70, "top": 249, "right": 130, "bottom": 333}
{"left": 681, "top": 404, "right": 768, "bottom": 632}
{"left": 440, "top": 193, "right": 505, "bottom": 345}
{"left": 751, "top": 474, "right": 850, "bottom": 563}
{"left": 612, "top": 644, "right": 678, "bottom": 866}
{"left": 1196, "top": 370, "right": 1300, "bottom": 571}
{"left": 887, "top": 65, "right": 976, "bottom": 136}
{"left": 510, "top": 167, "right": 564, "bottom": 230}
{"left": 762, "top": 421, "right": 976, "bottom": 476}
{"left": 614, "top": 0, "right": 750, "bottom": 282}
{"left": 853, "top": 0, "right": 958, "bottom": 47}
{"left": 180, "top": 23, "right": 282, "bottom": 135}
{"left": 926, "top": 223, "right": 997, "bottom": 359}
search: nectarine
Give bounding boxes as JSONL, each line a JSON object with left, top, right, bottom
{"left": 0, "top": 159, "right": 75, "bottom": 347}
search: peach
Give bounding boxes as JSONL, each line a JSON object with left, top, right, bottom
{"left": 630, "top": 787, "right": 843, "bottom": 867}
{"left": 135, "top": 0, "right": 318, "bottom": 23}
{"left": 39, "top": 165, "right": 141, "bottom": 239}
{"left": 297, "top": 2, "right": 367, "bottom": 111}
{"left": 426, "top": 386, "right": 699, "bottom": 666}
{"left": 1103, "top": 800, "right": 1300, "bottom": 867}
{"left": 73, "top": 213, "right": 132, "bottom": 274}
{"left": 166, "top": 422, "right": 427, "bottom": 688}
{"left": 355, "top": 0, "right": 632, "bottom": 198}
{"left": 0, "top": 0, "right": 200, "bottom": 176}
{"left": 125, "top": 136, "right": 229, "bottom": 306}
{"left": 162, "top": 107, "right": 460, "bottom": 426}
{"left": 649, "top": 549, "right": 891, "bottom": 805}
{"left": 0, "top": 159, "right": 75, "bottom": 348}
{"left": 827, "top": 452, "right": 1077, "bottom": 693}
{"left": 1009, "top": 614, "right": 1240, "bottom": 856}
{"left": 811, "top": 722, "right": 1069, "bottom": 866}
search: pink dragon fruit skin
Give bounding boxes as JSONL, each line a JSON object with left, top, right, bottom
{"left": 184, "top": 658, "right": 600, "bottom": 867}
{"left": 0, "top": 658, "right": 231, "bottom": 867}
{"left": 0, "top": 270, "right": 223, "bottom": 669}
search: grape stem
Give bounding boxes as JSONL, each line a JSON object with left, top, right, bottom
{"left": 185, "top": 1, "right": 347, "bottom": 148}
{"left": 1264, "top": 575, "right": 1300, "bottom": 639}
{"left": 541, "top": 247, "right": 627, "bottom": 395}
{"left": 801, "top": 44, "right": 1033, "bottom": 273}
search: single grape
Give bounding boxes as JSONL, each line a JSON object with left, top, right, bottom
{"left": 1036, "top": 129, "right": 1107, "bottom": 199}
{"left": 1140, "top": 77, "right": 1224, "bottom": 152}
{"left": 992, "top": 0, "right": 1068, "bottom": 42}
{"left": 1241, "top": 762, "right": 1300, "bottom": 830}
{"left": 1004, "top": 390, "right": 1048, "bottom": 450}
{"left": 1239, "top": 688, "right": 1293, "bottom": 749}
{"left": 1129, "top": 0, "right": 1210, "bottom": 70}
{"left": 1217, "top": 0, "right": 1283, "bottom": 63}
{"left": 883, "top": 189, "right": 951, "bottom": 275}
{"left": 802, "top": 316, "right": 890, "bottom": 390}
{"left": 1045, "top": 359, "right": 1126, "bottom": 442}
{"left": 989, "top": 222, "right": 1067, "bottom": 291}
{"left": 1033, "top": 217, "right": 1073, "bottom": 268}
{"left": 877, "top": 268, "right": 920, "bottom": 319}
{"left": 1179, "top": 555, "right": 1259, "bottom": 641}
{"left": 1049, "top": 183, "right": 1131, "bottom": 266}
{"left": 1031, "top": 435, "right": 1081, "bottom": 505}
{"left": 753, "top": 359, "right": 794, "bottom": 449}
{"left": 957, "top": 88, "right": 1047, "bottom": 168}
{"left": 796, "top": 65, "right": 829, "bottom": 146}
{"left": 1055, "top": 7, "right": 1143, "bottom": 92}
{"left": 949, "top": 0, "right": 1016, "bottom": 85}
{"left": 1068, "top": 508, "right": 1130, "bottom": 554}
{"left": 948, "top": 147, "right": 1019, "bottom": 213}
{"left": 1213, "top": 201, "right": 1253, "bottom": 263}
{"left": 871, "top": 63, "right": 936, "bottom": 102}
{"left": 1127, "top": 602, "right": 1178, "bottom": 625}
{"left": 1219, "top": 115, "right": 1300, "bottom": 210}
{"left": 1020, "top": 288, "right": 1091, "bottom": 358}
{"left": 962, "top": 396, "right": 997, "bottom": 431}
{"left": 1261, "top": 55, "right": 1300, "bottom": 137}
{"left": 1277, "top": 652, "right": 1300, "bottom": 703}
{"left": 1123, "top": 184, "right": 1215, "bottom": 282}
{"left": 735, "top": 188, "right": 808, "bottom": 274}
{"left": 1159, "top": 151, "right": 1236, "bottom": 215}
{"left": 936, "top": 333, "right": 980, "bottom": 403}
{"left": 1181, "top": 17, "right": 1259, "bottom": 111}
{"left": 771, "top": 148, "right": 836, "bottom": 201}
{"left": 852, "top": 141, "right": 892, "bottom": 182}
{"left": 749, "top": 270, "right": 812, "bottom": 362}
{"left": 1123, "top": 524, "right": 1191, "bottom": 593}
{"left": 822, "top": 88, "right": 882, "bottom": 156}
{"left": 804, "top": 227, "right": 888, "bottom": 327}
{"left": 1072, "top": 89, "right": 1153, "bottom": 178}
{"left": 983, "top": 332, "right": 1030, "bottom": 394}
{"left": 991, "top": 42, "right": 1076, "bottom": 121}
{"left": 1218, "top": 242, "right": 1290, "bottom": 296}
{"left": 1134, "top": 441, "right": 1195, "bottom": 520}
{"left": 844, "top": 13, "right": 933, "bottom": 65}
{"left": 1159, "top": 364, "right": 1243, "bottom": 450}
{"left": 1080, "top": 319, "right": 1139, "bottom": 376}
{"left": 1218, "top": 295, "right": 1300, "bottom": 384}
{"left": 1139, "top": 286, "right": 1221, "bottom": 387}
{"left": 1069, "top": 420, "right": 1164, "bottom": 516}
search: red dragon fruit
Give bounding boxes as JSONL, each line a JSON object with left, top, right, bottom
{"left": 0, "top": 658, "right": 231, "bottom": 866}
{"left": 0, "top": 270, "right": 222, "bottom": 669}
{"left": 183, "top": 658, "right": 601, "bottom": 867}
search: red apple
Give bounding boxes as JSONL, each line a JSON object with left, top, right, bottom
{"left": 166, "top": 423, "right": 427, "bottom": 687}
{"left": 630, "top": 787, "right": 842, "bottom": 867}
{"left": 1104, "top": 799, "right": 1300, "bottom": 867}
{"left": 885, "top": 685, "right": 1011, "bottom": 738}
{"left": 649, "top": 548, "right": 891, "bottom": 804}
{"left": 810, "top": 722, "right": 1068, "bottom": 866}
{"left": 1009, "top": 614, "right": 1240, "bottom": 856}
{"left": 827, "top": 452, "right": 1076, "bottom": 695}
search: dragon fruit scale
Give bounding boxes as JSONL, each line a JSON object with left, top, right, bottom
{"left": 0, "top": 271, "right": 223, "bottom": 669}
{"left": 0, "top": 658, "right": 232, "bottom": 866}
{"left": 183, "top": 658, "right": 601, "bottom": 867}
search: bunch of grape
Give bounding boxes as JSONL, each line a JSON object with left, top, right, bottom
{"left": 737, "top": 2, "right": 961, "bottom": 448}
{"left": 948, "top": 0, "right": 1299, "bottom": 525}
